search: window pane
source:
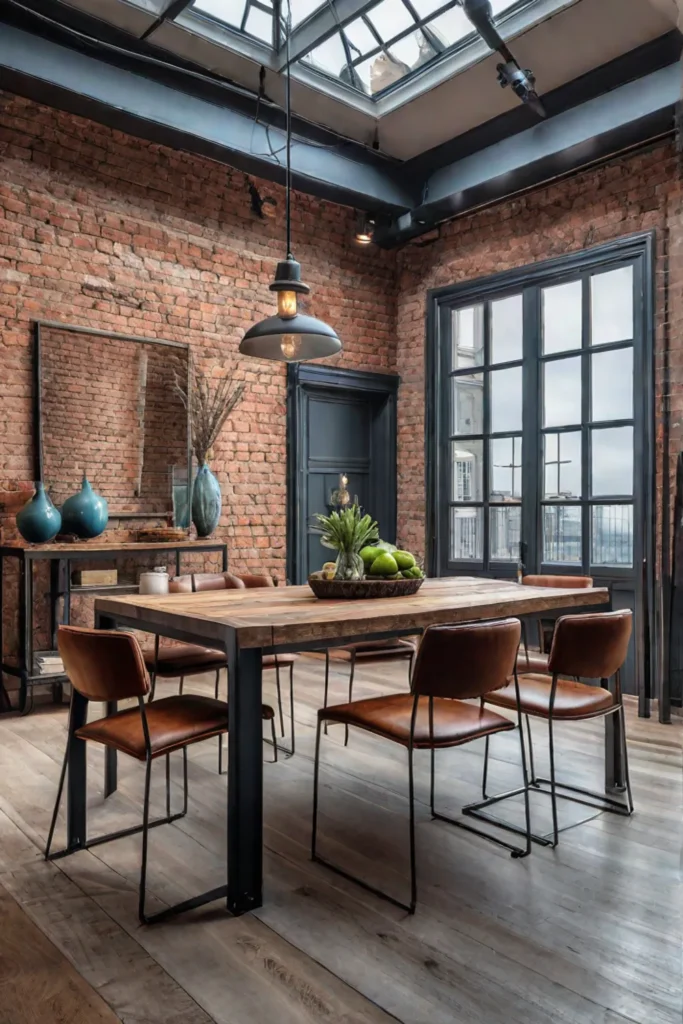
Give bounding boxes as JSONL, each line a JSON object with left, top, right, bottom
{"left": 290, "top": 0, "right": 325, "bottom": 26}
{"left": 491, "top": 294, "right": 523, "bottom": 364}
{"left": 544, "top": 356, "right": 581, "bottom": 428}
{"left": 451, "top": 441, "right": 483, "bottom": 501}
{"left": 193, "top": 0, "right": 246, "bottom": 27}
{"left": 490, "top": 366, "right": 522, "bottom": 433}
{"left": 361, "top": 51, "right": 413, "bottom": 93}
{"left": 542, "top": 505, "right": 582, "bottom": 564}
{"left": 304, "top": 32, "right": 348, "bottom": 76}
{"left": 450, "top": 507, "right": 483, "bottom": 561}
{"left": 592, "top": 427, "right": 633, "bottom": 496}
{"left": 343, "top": 17, "right": 378, "bottom": 53}
{"left": 544, "top": 431, "right": 581, "bottom": 498}
{"left": 426, "top": 6, "right": 473, "bottom": 45}
{"left": 592, "top": 347, "right": 633, "bottom": 422}
{"left": 542, "top": 281, "right": 582, "bottom": 354}
{"left": 452, "top": 305, "right": 484, "bottom": 369}
{"left": 490, "top": 506, "right": 521, "bottom": 562}
{"left": 389, "top": 29, "right": 436, "bottom": 69}
{"left": 490, "top": 437, "right": 522, "bottom": 500}
{"left": 451, "top": 374, "right": 483, "bottom": 435}
{"left": 410, "top": 0, "right": 446, "bottom": 17}
{"left": 244, "top": 5, "right": 272, "bottom": 40}
{"left": 366, "top": 0, "right": 415, "bottom": 39}
{"left": 591, "top": 266, "right": 634, "bottom": 346}
{"left": 591, "top": 505, "right": 633, "bottom": 566}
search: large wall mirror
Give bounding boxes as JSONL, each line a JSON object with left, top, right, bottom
{"left": 35, "top": 322, "right": 191, "bottom": 524}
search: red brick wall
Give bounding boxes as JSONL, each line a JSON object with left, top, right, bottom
{"left": 395, "top": 142, "right": 681, "bottom": 565}
{"left": 0, "top": 92, "right": 397, "bottom": 682}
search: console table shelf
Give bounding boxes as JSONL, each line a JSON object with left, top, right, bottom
{"left": 0, "top": 539, "right": 228, "bottom": 714}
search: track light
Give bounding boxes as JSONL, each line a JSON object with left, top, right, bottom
{"left": 355, "top": 213, "right": 376, "bottom": 245}
{"left": 461, "top": 0, "right": 546, "bottom": 119}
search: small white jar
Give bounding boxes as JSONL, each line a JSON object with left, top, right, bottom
{"left": 139, "top": 570, "right": 169, "bottom": 595}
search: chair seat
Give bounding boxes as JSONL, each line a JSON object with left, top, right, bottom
{"left": 488, "top": 673, "right": 615, "bottom": 720}
{"left": 77, "top": 695, "right": 230, "bottom": 760}
{"left": 328, "top": 638, "right": 417, "bottom": 662}
{"left": 319, "top": 693, "right": 514, "bottom": 749}
{"left": 516, "top": 649, "right": 549, "bottom": 673}
{"left": 143, "top": 643, "right": 225, "bottom": 677}
{"left": 262, "top": 653, "right": 299, "bottom": 668}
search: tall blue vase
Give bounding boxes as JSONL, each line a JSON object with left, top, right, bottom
{"left": 16, "top": 483, "right": 62, "bottom": 543}
{"left": 61, "top": 473, "right": 109, "bottom": 539}
{"left": 192, "top": 463, "right": 221, "bottom": 538}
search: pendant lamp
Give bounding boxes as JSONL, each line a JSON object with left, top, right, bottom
{"left": 239, "top": 5, "right": 341, "bottom": 363}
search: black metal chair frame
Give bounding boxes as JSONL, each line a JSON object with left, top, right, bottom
{"left": 45, "top": 690, "right": 227, "bottom": 925}
{"left": 148, "top": 635, "right": 294, "bottom": 769}
{"left": 311, "top": 670, "right": 531, "bottom": 916}
{"left": 463, "top": 668, "right": 634, "bottom": 848}
{"left": 322, "top": 645, "right": 416, "bottom": 747}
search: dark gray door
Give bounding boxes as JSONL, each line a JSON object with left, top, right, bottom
{"left": 287, "top": 366, "right": 399, "bottom": 584}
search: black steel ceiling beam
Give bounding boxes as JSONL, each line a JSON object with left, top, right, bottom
{"left": 0, "top": 21, "right": 415, "bottom": 212}
{"left": 374, "top": 60, "right": 681, "bottom": 246}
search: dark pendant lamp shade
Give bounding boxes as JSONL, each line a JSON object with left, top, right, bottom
{"left": 239, "top": 5, "right": 341, "bottom": 363}
{"left": 240, "top": 314, "right": 342, "bottom": 362}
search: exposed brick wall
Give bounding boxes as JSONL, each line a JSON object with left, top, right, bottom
{"left": 395, "top": 142, "right": 680, "bottom": 567}
{"left": 0, "top": 92, "right": 397, "bottom": 686}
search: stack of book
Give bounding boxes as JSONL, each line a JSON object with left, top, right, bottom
{"left": 33, "top": 652, "right": 65, "bottom": 676}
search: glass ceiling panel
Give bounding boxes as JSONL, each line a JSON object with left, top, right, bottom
{"left": 299, "top": 0, "right": 521, "bottom": 98}
{"left": 191, "top": 0, "right": 274, "bottom": 44}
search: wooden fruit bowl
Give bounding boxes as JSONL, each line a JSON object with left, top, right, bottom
{"left": 307, "top": 574, "right": 424, "bottom": 600}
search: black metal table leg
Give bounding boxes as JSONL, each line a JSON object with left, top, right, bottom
{"left": 226, "top": 632, "right": 263, "bottom": 916}
{"left": 95, "top": 612, "right": 119, "bottom": 796}
{"left": 604, "top": 710, "right": 625, "bottom": 792}
{"left": 66, "top": 689, "right": 88, "bottom": 851}
{"left": 222, "top": 545, "right": 228, "bottom": 572}
{"left": 19, "top": 554, "right": 30, "bottom": 714}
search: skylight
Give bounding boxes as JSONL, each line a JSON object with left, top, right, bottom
{"left": 301, "top": 0, "right": 519, "bottom": 97}
{"left": 192, "top": 0, "right": 275, "bottom": 45}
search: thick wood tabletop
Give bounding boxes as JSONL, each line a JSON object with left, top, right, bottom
{"left": 95, "top": 576, "right": 609, "bottom": 649}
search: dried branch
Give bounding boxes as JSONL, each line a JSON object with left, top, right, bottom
{"left": 174, "top": 365, "right": 246, "bottom": 466}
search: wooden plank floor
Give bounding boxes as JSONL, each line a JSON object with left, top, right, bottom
{"left": 0, "top": 657, "right": 680, "bottom": 1024}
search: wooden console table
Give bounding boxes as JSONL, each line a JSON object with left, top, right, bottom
{"left": 0, "top": 540, "right": 228, "bottom": 714}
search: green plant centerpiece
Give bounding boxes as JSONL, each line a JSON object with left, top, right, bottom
{"left": 315, "top": 505, "right": 379, "bottom": 581}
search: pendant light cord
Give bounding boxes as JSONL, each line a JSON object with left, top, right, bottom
{"left": 285, "top": 0, "right": 293, "bottom": 261}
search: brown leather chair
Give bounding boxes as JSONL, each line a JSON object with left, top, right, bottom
{"left": 323, "top": 639, "right": 417, "bottom": 746}
{"left": 517, "top": 575, "right": 594, "bottom": 674}
{"left": 144, "top": 572, "right": 294, "bottom": 766}
{"left": 470, "top": 609, "right": 633, "bottom": 849}
{"left": 312, "top": 618, "right": 530, "bottom": 914}
{"left": 45, "top": 625, "right": 230, "bottom": 925}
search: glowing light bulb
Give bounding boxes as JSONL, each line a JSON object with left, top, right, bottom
{"left": 277, "top": 290, "right": 298, "bottom": 318}
{"left": 280, "top": 334, "right": 302, "bottom": 360}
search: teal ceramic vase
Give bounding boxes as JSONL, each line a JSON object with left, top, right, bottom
{"left": 192, "top": 463, "right": 221, "bottom": 538}
{"left": 61, "top": 473, "right": 109, "bottom": 539}
{"left": 16, "top": 483, "right": 62, "bottom": 543}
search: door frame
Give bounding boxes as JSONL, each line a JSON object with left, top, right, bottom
{"left": 286, "top": 364, "right": 400, "bottom": 585}
{"left": 424, "top": 232, "right": 656, "bottom": 705}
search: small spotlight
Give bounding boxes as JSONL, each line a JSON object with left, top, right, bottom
{"left": 355, "top": 213, "right": 376, "bottom": 245}
{"left": 497, "top": 61, "right": 546, "bottom": 118}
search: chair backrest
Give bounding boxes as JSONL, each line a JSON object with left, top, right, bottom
{"left": 547, "top": 610, "right": 632, "bottom": 679}
{"left": 57, "top": 625, "right": 150, "bottom": 702}
{"left": 522, "top": 574, "right": 593, "bottom": 589}
{"left": 169, "top": 575, "right": 193, "bottom": 593}
{"left": 239, "top": 574, "right": 275, "bottom": 588}
{"left": 412, "top": 618, "right": 521, "bottom": 700}
{"left": 192, "top": 572, "right": 245, "bottom": 592}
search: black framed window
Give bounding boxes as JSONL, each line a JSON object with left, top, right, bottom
{"left": 426, "top": 233, "right": 653, "bottom": 585}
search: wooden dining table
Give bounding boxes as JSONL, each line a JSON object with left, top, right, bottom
{"left": 79, "top": 576, "right": 614, "bottom": 918}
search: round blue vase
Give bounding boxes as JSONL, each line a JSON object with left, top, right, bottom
{"left": 61, "top": 474, "right": 108, "bottom": 539}
{"left": 192, "top": 463, "right": 221, "bottom": 538}
{"left": 16, "top": 483, "right": 62, "bottom": 543}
